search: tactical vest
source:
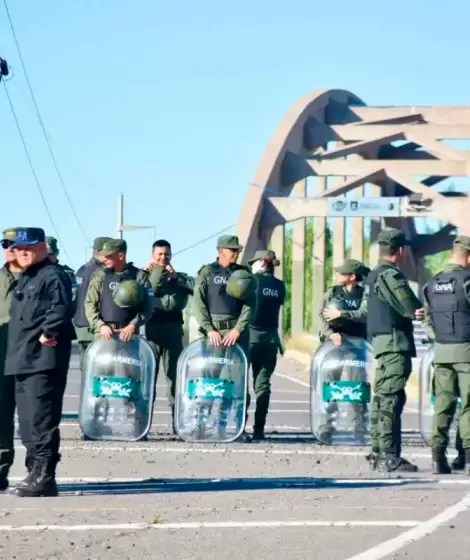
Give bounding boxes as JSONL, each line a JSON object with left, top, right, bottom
{"left": 206, "top": 263, "right": 243, "bottom": 317}
{"left": 73, "top": 259, "right": 102, "bottom": 328}
{"left": 365, "top": 263, "right": 413, "bottom": 338}
{"left": 100, "top": 267, "right": 139, "bottom": 327}
{"left": 251, "top": 273, "right": 285, "bottom": 330}
{"left": 329, "top": 285, "right": 366, "bottom": 339}
{"left": 425, "top": 268, "right": 470, "bottom": 343}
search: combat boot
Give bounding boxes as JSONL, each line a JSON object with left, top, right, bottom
{"left": 377, "top": 454, "right": 418, "bottom": 473}
{"left": 0, "top": 475, "right": 8, "bottom": 491}
{"left": 252, "top": 426, "right": 265, "bottom": 441}
{"left": 15, "top": 456, "right": 59, "bottom": 498}
{"left": 451, "top": 452, "right": 465, "bottom": 471}
{"left": 432, "top": 449, "right": 452, "bottom": 474}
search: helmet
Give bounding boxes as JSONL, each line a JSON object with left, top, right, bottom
{"left": 324, "top": 298, "right": 350, "bottom": 329}
{"left": 113, "top": 279, "right": 145, "bottom": 309}
{"left": 226, "top": 269, "right": 255, "bottom": 300}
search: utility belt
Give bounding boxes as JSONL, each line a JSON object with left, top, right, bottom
{"left": 212, "top": 318, "right": 238, "bottom": 331}
{"left": 106, "top": 321, "right": 129, "bottom": 330}
{"left": 199, "top": 318, "right": 238, "bottom": 335}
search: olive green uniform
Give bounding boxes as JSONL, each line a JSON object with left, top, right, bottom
{"left": 145, "top": 265, "right": 195, "bottom": 407}
{"left": 84, "top": 264, "right": 154, "bottom": 335}
{"left": 0, "top": 260, "right": 19, "bottom": 482}
{"left": 192, "top": 237, "right": 255, "bottom": 438}
{"left": 343, "top": 231, "right": 421, "bottom": 471}
{"left": 248, "top": 250, "right": 286, "bottom": 436}
{"left": 318, "top": 259, "right": 370, "bottom": 441}
{"left": 422, "top": 258, "right": 470, "bottom": 467}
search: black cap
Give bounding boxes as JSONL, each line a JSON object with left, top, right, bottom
{"left": 11, "top": 227, "right": 46, "bottom": 248}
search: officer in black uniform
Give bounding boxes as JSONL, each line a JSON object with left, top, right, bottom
{"left": 5, "top": 227, "right": 74, "bottom": 498}
{"left": 248, "top": 250, "right": 286, "bottom": 440}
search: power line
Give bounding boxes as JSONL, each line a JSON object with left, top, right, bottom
{"left": 2, "top": 81, "right": 71, "bottom": 262}
{"left": 3, "top": 0, "right": 89, "bottom": 246}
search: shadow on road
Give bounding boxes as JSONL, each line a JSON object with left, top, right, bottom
{"left": 56, "top": 476, "right": 432, "bottom": 496}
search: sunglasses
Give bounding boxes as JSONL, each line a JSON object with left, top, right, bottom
{"left": 1, "top": 240, "right": 13, "bottom": 249}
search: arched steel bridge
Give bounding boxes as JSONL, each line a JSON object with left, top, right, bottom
{"left": 236, "top": 88, "right": 470, "bottom": 337}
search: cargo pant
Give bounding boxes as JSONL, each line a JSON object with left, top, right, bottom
{"left": 371, "top": 352, "right": 412, "bottom": 456}
{"left": 430, "top": 363, "right": 470, "bottom": 452}
{"left": 145, "top": 322, "right": 184, "bottom": 408}
{"left": 250, "top": 342, "right": 278, "bottom": 432}
{"left": 0, "top": 373, "right": 15, "bottom": 479}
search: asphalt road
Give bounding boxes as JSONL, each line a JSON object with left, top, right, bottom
{"left": 2, "top": 346, "right": 469, "bottom": 560}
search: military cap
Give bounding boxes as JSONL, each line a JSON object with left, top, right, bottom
{"left": 45, "top": 236, "right": 59, "bottom": 255}
{"left": 93, "top": 236, "right": 113, "bottom": 251}
{"left": 99, "top": 238, "right": 127, "bottom": 256}
{"left": 217, "top": 235, "right": 243, "bottom": 251}
{"left": 10, "top": 227, "right": 45, "bottom": 248}
{"left": 453, "top": 235, "right": 470, "bottom": 251}
{"left": 248, "top": 249, "right": 280, "bottom": 266}
{"left": 2, "top": 227, "right": 20, "bottom": 243}
{"left": 376, "top": 228, "right": 410, "bottom": 248}
{"left": 335, "top": 258, "right": 370, "bottom": 277}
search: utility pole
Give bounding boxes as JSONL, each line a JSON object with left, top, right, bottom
{"left": 116, "top": 192, "right": 154, "bottom": 238}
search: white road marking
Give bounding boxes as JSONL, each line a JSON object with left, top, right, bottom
{"left": 346, "top": 491, "right": 470, "bottom": 560}
{"left": 274, "top": 372, "right": 310, "bottom": 388}
{"left": 12, "top": 444, "right": 433, "bottom": 459}
{"left": 0, "top": 520, "right": 421, "bottom": 532}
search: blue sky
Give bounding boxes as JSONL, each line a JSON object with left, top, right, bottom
{"left": 1, "top": 0, "right": 469, "bottom": 273}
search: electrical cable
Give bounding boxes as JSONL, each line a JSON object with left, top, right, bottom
{"left": 2, "top": 81, "right": 72, "bottom": 262}
{"left": 3, "top": 0, "right": 90, "bottom": 246}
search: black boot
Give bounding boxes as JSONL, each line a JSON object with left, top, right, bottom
{"left": 451, "top": 452, "right": 465, "bottom": 471}
{"left": 432, "top": 448, "right": 452, "bottom": 475}
{"left": 377, "top": 453, "right": 419, "bottom": 473}
{"left": 0, "top": 474, "right": 8, "bottom": 491}
{"left": 252, "top": 426, "right": 265, "bottom": 441}
{"left": 15, "top": 456, "right": 59, "bottom": 498}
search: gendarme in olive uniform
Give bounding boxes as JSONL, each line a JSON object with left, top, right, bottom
{"left": 74, "top": 237, "right": 112, "bottom": 370}
{"left": 84, "top": 239, "right": 154, "bottom": 336}
{"left": 319, "top": 259, "right": 369, "bottom": 343}
{"left": 318, "top": 259, "right": 370, "bottom": 443}
{"left": 248, "top": 250, "right": 286, "bottom": 440}
{"left": 422, "top": 235, "right": 470, "bottom": 474}
{"left": 192, "top": 235, "right": 255, "bottom": 441}
{"left": 362, "top": 228, "right": 422, "bottom": 473}
{"left": 0, "top": 228, "right": 22, "bottom": 491}
{"left": 146, "top": 256, "right": 195, "bottom": 420}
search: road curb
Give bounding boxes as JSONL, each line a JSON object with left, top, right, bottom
{"left": 283, "top": 350, "right": 421, "bottom": 401}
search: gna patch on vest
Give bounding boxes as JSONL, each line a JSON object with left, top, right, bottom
{"left": 323, "top": 359, "right": 368, "bottom": 369}
{"left": 341, "top": 299, "right": 359, "bottom": 309}
{"left": 213, "top": 276, "right": 228, "bottom": 285}
{"left": 262, "top": 287, "right": 279, "bottom": 297}
{"left": 76, "top": 277, "right": 83, "bottom": 285}
{"left": 433, "top": 281, "right": 455, "bottom": 294}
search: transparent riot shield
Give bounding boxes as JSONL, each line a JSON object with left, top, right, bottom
{"left": 79, "top": 334, "right": 156, "bottom": 441}
{"left": 419, "top": 342, "right": 460, "bottom": 446}
{"left": 310, "top": 336, "right": 374, "bottom": 446}
{"left": 175, "top": 339, "right": 248, "bottom": 443}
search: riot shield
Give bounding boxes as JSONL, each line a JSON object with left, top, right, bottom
{"left": 79, "top": 334, "right": 156, "bottom": 441}
{"left": 419, "top": 342, "right": 460, "bottom": 446}
{"left": 174, "top": 339, "right": 248, "bottom": 443}
{"left": 310, "top": 336, "right": 373, "bottom": 446}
